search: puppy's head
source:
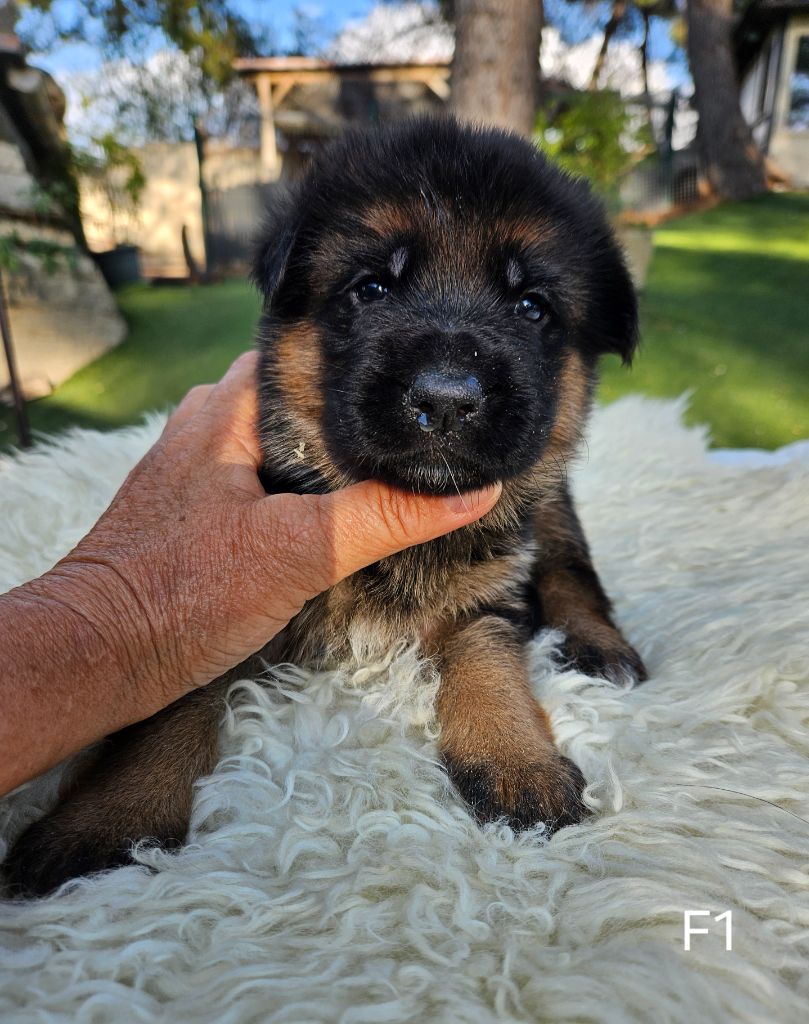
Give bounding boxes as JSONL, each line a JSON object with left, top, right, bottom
{"left": 254, "top": 117, "right": 637, "bottom": 496}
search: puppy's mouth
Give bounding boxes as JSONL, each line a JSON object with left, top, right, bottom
{"left": 360, "top": 447, "right": 502, "bottom": 496}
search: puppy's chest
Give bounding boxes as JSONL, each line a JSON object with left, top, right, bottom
{"left": 283, "top": 537, "right": 536, "bottom": 666}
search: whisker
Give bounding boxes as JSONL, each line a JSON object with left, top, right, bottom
{"left": 437, "top": 449, "right": 468, "bottom": 515}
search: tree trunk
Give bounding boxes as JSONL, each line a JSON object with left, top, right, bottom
{"left": 450, "top": 0, "right": 543, "bottom": 136}
{"left": 589, "top": 0, "right": 627, "bottom": 90}
{"left": 640, "top": 8, "right": 651, "bottom": 98}
{"left": 686, "top": 0, "right": 767, "bottom": 200}
{"left": 638, "top": 8, "right": 655, "bottom": 141}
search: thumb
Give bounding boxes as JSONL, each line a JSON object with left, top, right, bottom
{"left": 316, "top": 479, "right": 503, "bottom": 583}
{"left": 258, "top": 479, "right": 502, "bottom": 601}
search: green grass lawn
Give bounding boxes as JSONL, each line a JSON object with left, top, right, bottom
{"left": 1, "top": 192, "right": 808, "bottom": 452}
{"left": 601, "top": 192, "right": 809, "bottom": 449}
{"left": 0, "top": 279, "right": 260, "bottom": 447}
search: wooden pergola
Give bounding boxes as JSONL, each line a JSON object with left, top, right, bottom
{"left": 233, "top": 56, "right": 450, "bottom": 181}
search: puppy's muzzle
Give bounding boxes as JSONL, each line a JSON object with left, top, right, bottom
{"left": 407, "top": 371, "right": 483, "bottom": 435}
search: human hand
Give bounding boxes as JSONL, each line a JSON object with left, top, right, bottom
{"left": 29, "top": 351, "right": 501, "bottom": 716}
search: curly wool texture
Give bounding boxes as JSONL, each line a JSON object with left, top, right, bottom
{"left": 1, "top": 397, "right": 808, "bottom": 1024}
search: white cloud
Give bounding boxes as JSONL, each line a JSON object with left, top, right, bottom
{"left": 329, "top": 2, "right": 453, "bottom": 64}
{"left": 331, "top": 3, "right": 678, "bottom": 100}
{"left": 541, "top": 27, "right": 675, "bottom": 98}
{"left": 57, "top": 47, "right": 259, "bottom": 151}
{"left": 59, "top": 49, "right": 207, "bottom": 148}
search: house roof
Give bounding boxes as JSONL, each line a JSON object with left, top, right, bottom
{"left": 234, "top": 56, "right": 450, "bottom": 75}
{"left": 234, "top": 57, "right": 450, "bottom": 140}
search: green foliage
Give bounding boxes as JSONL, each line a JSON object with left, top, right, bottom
{"left": 13, "top": 3, "right": 258, "bottom": 245}
{"left": 86, "top": 134, "right": 146, "bottom": 208}
{"left": 26, "top": 178, "right": 80, "bottom": 220}
{"left": 24, "top": 136, "right": 144, "bottom": 247}
{"left": 535, "top": 90, "right": 652, "bottom": 204}
{"left": 0, "top": 233, "right": 79, "bottom": 274}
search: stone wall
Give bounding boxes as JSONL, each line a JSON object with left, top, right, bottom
{"left": 0, "top": 52, "right": 127, "bottom": 404}
{"left": 0, "top": 218, "right": 126, "bottom": 398}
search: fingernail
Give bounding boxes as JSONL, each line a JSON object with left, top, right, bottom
{"left": 442, "top": 482, "right": 502, "bottom": 516}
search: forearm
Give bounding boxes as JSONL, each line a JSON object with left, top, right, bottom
{"left": 0, "top": 567, "right": 163, "bottom": 796}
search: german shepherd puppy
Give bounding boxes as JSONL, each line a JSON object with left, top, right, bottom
{"left": 6, "top": 118, "right": 645, "bottom": 897}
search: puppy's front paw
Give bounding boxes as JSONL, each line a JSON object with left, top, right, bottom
{"left": 4, "top": 804, "right": 184, "bottom": 898}
{"left": 560, "top": 628, "right": 647, "bottom": 685}
{"left": 443, "top": 749, "right": 587, "bottom": 834}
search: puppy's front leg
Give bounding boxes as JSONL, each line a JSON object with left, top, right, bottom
{"left": 435, "top": 615, "right": 586, "bottom": 833}
{"left": 534, "top": 484, "right": 647, "bottom": 683}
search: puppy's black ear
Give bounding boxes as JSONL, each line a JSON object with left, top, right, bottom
{"left": 251, "top": 191, "right": 301, "bottom": 308}
{"left": 586, "top": 236, "right": 639, "bottom": 366}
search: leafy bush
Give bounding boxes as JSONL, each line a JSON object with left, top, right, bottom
{"left": 535, "top": 91, "right": 651, "bottom": 206}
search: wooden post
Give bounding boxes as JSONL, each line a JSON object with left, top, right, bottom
{"left": 255, "top": 74, "right": 279, "bottom": 181}
{"left": 0, "top": 271, "right": 31, "bottom": 448}
{"left": 193, "top": 119, "right": 210, "bottom": 276}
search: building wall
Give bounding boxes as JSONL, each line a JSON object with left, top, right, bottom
{"left": 80, "top": 142, "right": 264, "bottom": 278}
{"left": 769, "top": 15, "right": 809, "bottom": 186}
{"left": 81, "top": 142, "right": 204, "bottom": 278}
{"left": 205, "top": 142, "right": 263, "bottom": 190}
{"left": 0, "top": 219, "right": 126, "bottom": 398}
{"left": 739, "top": 27, "right": 783, "bottom": 151}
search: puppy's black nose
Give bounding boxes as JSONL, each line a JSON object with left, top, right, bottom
{"left": 408, "top": 371, "right": 482, "bottom": 434}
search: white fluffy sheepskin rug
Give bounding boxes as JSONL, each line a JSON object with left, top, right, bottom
{"left": 1, "top": 397, "right": 808, "bottom": 1024}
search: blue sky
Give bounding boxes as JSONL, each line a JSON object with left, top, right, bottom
{"left": 25, "top": 1, "right": 375, "bottom": 76}
{"left": 25, "top": 1, "right": 683, "bottom": 80}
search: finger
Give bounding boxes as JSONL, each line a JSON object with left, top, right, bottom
{"left": 160, "top": 384, "right": 214, "bottom": 439}
{"left": 202, "top": 350, "right": 259, "bottom": 416}
{"left": 198, "top": 351, "right": 262, "bottom": 469}
{"left": 260, "top": 480, "right": 503, "bottom": 599}
{"left": 322, "top": 480, "right": 503, "bottom": 581}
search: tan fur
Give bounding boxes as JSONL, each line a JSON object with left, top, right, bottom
{"left": 547, "top": 349, "right": 591, "bottom": 455}
{"left": 501, "top": 216, "right": 561, "bottom": 254}
{"left": 435, "top": 617, "right": 554, "bottom": 757}
{"left": 275, "top": 323, "right": 325, "bottom": 423}
{"left": 435, "top": 616, "right": 585, "bottom": 826}
{"left": 63, "top": 686, "right": 223, "bottom": 835}
{"left": 531, "top": 484, "right": 648, "bottom": 682}
{"left": 261, "top": 322, "right": 347, "bottom": 487}
{"left": 360, "top": 200, "right": 418, "bottom": 238}
{"left": 282, "top": 541, "right": 534, "bottom": 668}
{"left": 485, "top": 348, "right": 593, "bottom": 538}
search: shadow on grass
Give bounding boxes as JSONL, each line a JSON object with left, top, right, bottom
{"left": 602, "top": 243, "right": 809, "bottom": 448}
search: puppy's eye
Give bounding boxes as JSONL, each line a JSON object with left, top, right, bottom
{"left": 355, "top": 278, "right": 388, "bottom": 303}
{"left": 516, "top": 293, "right": 547, "bottom": 322}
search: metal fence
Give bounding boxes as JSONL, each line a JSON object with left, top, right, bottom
{"left": 620, "top": 91, "right": 701, "bottom": 215}
{"left": 621, "top": 150, "right": 702, "bottom": 215}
